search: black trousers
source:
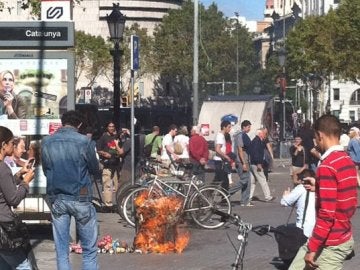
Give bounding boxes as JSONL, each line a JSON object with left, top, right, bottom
{"left": 213, "top": 160, "right": 229, "bottom": 191}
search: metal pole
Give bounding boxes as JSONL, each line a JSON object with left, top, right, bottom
{"left": 283, "top": 0, "right": 286, "bottom": 42}
{"left": 130, "top": 70, "right": 135, "bottom": 186}
{"left": 113, "top": 41, "right": 121, "bottom": 130}
{"left": 282, "top": 96, "right": 286, "bottom": 140}
{"left": 193, "top": 0, "right": 199, "bottom": 125}
{"left": 236, "top": 20, "right": 239, "bottom": 95}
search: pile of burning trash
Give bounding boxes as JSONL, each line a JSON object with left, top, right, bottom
{"left": 133, "top": 191, "right": 190, "bottom": 254}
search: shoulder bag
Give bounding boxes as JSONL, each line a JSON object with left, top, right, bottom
{"left": 0, "top": 215, "right": 30, "bottom": 252}
{"left": 274, "top": 191, "right": 309, "bottom": 261}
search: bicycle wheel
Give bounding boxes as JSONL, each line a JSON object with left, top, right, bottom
{"left": 116, "top": 183, "right": 140, "bottom": 219}
{"left": 188, "top": 185, "right": 231, "bottom": 229}
{"left": 122, "top": 186, "right": 149, "bottom": 227}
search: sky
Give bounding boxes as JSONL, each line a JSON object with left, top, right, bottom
{"left": 200, "top": 0, "right": 265, "bottom": 21}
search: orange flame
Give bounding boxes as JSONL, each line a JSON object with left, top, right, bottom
{"left": 133, "top": 192, "right": 190, "bottom": 254}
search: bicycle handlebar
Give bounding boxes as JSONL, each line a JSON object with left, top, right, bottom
{"left": 214, "top": 210, "right": 279, "bottom": 236}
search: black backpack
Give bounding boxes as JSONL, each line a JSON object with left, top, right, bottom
{"left": 143, "top": 135, "right": 158, "bottom": 158}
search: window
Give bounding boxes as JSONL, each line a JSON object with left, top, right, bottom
{"left": 350, "top": 111, "right": 355, "bottom": 122}
{"left": 333, "top": 88, "right": 340, "bottom": 100}
{"left": 350, "top": 89, "right": 360, "bottom": 105}
{"left": 332, "top": 110, "right": 340, "bottom": 118}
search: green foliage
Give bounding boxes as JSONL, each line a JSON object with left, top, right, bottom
{"left": 74, "top": 31, "right": 112, "bottom": 88}
{"left": 286, "top": 0, "right": 360, "bottom": 83}
{"left": 151, "top": 0, "right": 259, "bottom": 98}
{"left": 122, "top": 24, "right": 154, "bottom": 77}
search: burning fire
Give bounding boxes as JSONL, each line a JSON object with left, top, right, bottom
{"left": 133, "top": 191, "right": 190, "bottom": 254}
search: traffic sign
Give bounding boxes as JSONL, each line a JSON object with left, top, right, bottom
{"left": 131, "top": 35, "right": 139, "bottom": 71}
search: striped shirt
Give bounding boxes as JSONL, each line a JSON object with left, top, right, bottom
{"left": 308, "top": 145, "right": 358, "bottom": 252}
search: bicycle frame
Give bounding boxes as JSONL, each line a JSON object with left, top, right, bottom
{"left": 147, "top": 175, "right": 212, "bottom": 212}
{"left": 232, "top": 221, "right": 252, "bottom": 270}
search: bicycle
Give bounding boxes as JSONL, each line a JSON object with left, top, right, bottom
{"left": 214, "top": 210, "right": 276, "bottom": 270}
{"left": 121, "top": 162, "right": 231, "bottom": 229}
{"left": 115, "top": 158, "right": 158, "bottom": 219}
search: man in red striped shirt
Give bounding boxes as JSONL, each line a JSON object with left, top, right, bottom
{"left": 290, "top": 115, "right": 357, "bottom": 269}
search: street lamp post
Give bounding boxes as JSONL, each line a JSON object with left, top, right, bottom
{"left": 309, "top": 74, "right": 322, "bottom": 122}
{"left": 106, "top": 3, "right": 126, "bottom": 130}
{"left": 234, "top": 12, "right": 240, "bottom": 95}
{"left": 278, "top": 47, "right": 287, "bottom": 141}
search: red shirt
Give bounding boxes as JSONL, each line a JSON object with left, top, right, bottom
{"left": 308, "top": 146, "right": 358, "bottom": 252}
{"left": 189, "top": 134, "right": 209, "bottom": 162}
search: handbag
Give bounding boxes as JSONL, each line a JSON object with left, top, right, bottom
{"left": 143, "top": 135, "right": 158, "bottom": 157}
{"left": 274, "top": 191, "right": 310, "bottom": 261}
{"left": 0, "top": 217, "right": 30, "bottom": 252}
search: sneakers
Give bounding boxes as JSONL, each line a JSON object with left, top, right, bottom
{"left": 264, "top": 196, "right": 276, "bottom": 202}
{"left": 240, "top": 202, "right": 255, "bottom": 207}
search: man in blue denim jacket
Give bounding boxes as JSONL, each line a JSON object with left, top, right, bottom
{"left": 41, "top": 110, "right": 99, "bottom": 270}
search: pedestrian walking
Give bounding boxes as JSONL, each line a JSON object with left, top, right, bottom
{"left": 249, "top": 129, "right": 276, "bottom": 202}
{"left": 230, "top": 120, "right": 253, "bottom": 206}
{"left": 289, "top": 114, "right": 357, "bottom": 270}
{"left": 262, "top": 127, "right": 274, "bottom": 181}
{"left": 41, "top": 110, "right": 100, "bottom": 270}
{"left": 213, "top": 120, "right": 232, "bottom": 191}
{"left": 347, "top": 126, "right": 360, "bottom": 186}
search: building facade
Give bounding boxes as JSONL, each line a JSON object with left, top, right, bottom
{"left": 0, "top": 0, "right": 183, "bottom": 100}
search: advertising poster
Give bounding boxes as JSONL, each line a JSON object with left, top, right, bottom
{"left": 0, "top": 54, "right": 73, "bottom": 194}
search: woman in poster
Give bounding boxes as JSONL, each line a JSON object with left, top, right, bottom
{"left": 0, "top": 70, "right": 27, "bottom": 119}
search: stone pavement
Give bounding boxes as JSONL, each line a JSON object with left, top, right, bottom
{"left": 30, "top": 159, "right": 360, "bottom": 269}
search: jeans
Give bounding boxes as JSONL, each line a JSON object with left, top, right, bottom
{"left": 51, "top": 200, "right": 99, "bottom": 270}
{"left": 0, "top": 249, "right": 32, "bottom": 270}
{"left": 250, "top": 165, "right": 272, "bottom": 200}
{"left": 228, "top": 164, "right": 251, "bottom": 204}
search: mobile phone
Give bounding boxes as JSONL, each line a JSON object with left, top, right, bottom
{"left": 301, "top": 179, "right": 311, "bottom": 185}
{"left": 27, "top": 159, "right": 35, "bottom": 169}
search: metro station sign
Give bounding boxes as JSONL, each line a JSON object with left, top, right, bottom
{"left": 0, "top": 21, "right": 74, "bottom": 48}
{"left": 41, "top": 0, "right": 71, "bottom": 21}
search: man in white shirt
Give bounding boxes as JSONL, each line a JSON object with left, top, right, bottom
{"left": 213, "top": 120, "right": 232, "bottom": 190}
{"left": 280, "top": 169, "right": 316, "bottom": 238}
{"left": 160, "top": 124, "right": 179, "bottom": 166}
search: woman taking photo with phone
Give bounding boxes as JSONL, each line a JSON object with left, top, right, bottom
{"left": 0, "top": 126, "right": 38, "bottom": 269}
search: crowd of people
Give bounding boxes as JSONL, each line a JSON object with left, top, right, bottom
{"left": 0, "top": 110, "right": 358, "bottom": 269}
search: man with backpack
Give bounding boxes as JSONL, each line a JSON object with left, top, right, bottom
{"left": 144, "top": 126, "right": 162, "bottom": 159}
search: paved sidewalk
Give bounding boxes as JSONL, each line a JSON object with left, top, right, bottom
{"left": 30, "top": 159, "right": 360, "bottom": 269}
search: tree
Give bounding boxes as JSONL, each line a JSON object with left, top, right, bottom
{"left": 74, "top": 31, "right": 112, "bottom": 88}
{"left": 150, "top": 0, "right": 258, "bottom": 101}
{"left": 286, "top": 0, "right": 360, "bottom": 83}
{"left": 122, "top": 23, "right": 154, "bottom": 77}
{"left": 335, "top": 0, "right": 360, "bottom": 83}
